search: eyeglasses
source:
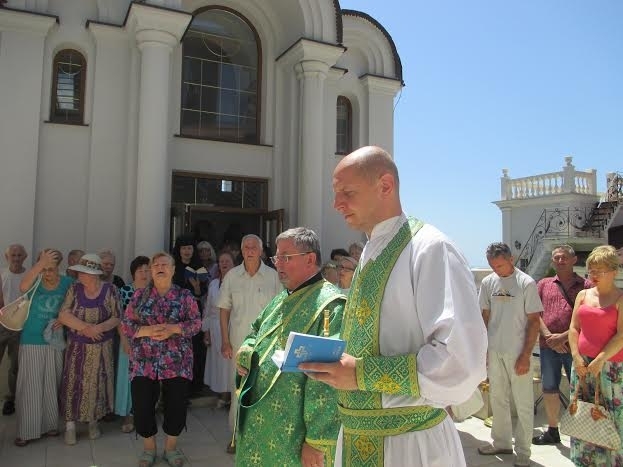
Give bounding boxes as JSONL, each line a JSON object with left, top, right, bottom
{"left": 270, "top": 252, "right": 312, "bottom": 264}
{"left": 337, "top": 266, "right": 355, "bottom": 272}
{"left": 588, "top": 269, "right": 614, "bottom": 278}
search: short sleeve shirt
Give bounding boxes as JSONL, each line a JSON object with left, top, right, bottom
{"left": 216, "top": 261, "right": 282, "bottom": 349}
{"left": 537, "top": 274, "right": 591, "bottom": 348}
{"left": 21, "top": 275, "right": 73, "bottom": 345}
{"left": 479, "top": 268, "right": 543, "bottom": 356}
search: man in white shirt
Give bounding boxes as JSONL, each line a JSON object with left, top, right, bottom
{"left": 478, "top": 242, "right": 542, "bottom": 467}
{"left": 217, "top": 234, "right": 281, "bottom": 451}
{"left": 302, "top": 146, "right": 487, "bottom": 467}
{"left": 0, "top": 244, "right": 28, "bottom": 415}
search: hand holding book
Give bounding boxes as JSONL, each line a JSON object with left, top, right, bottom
{"left": 271, "top": 332, "right": 346, "bottom": 373}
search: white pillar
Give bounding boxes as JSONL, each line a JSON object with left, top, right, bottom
{"left": 0, "top": 9, "right": 56, "bottom": 257}
{"left": 127, "top": 3, "right": 191, "bottom": 256}
{"left": 135, "top": 30, "right": 176, "bottom": 255}
{"left": 276, "top": 39, "right": 344, "bottom": 234}
{"left": 295, "top": 60, "right": 329, "bottom": 235}
{"left": 360, "top": 75, "right": 402, "bottom": 154}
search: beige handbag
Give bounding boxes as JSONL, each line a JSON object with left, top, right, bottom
{"left": 560, "top": 373, "right": 621, "bottom": 450}
{"left": 0, "top": 276, "right": 41, "bottom": 331}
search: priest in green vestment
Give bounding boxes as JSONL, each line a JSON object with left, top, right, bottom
{"left": 235, "top": 227, "right": 346, "bottom": 467}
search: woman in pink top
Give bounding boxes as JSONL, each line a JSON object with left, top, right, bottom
{"left": 568, "top": 245, "right": 623, "bottom": 466}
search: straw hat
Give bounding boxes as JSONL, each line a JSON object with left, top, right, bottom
{"left": 67, "top": 253, "right": 104, "bottom": 275}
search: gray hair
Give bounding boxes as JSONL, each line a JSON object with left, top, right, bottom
{"left": 486, "top": 242, "right": 512, "bottom": 260}
{"left": 276, "top": 227, "right": 321, "bottom": 266}
{"left": 151, "top": 251, "right": 175, "bottom": 266}
{"left": 552, "top": 244, "right": 576, "bottom": 257}
{"left": 5, "top": 244, "right": 26, "bottom": 256}
{"left": 197, "top": 241, "right": 216, "bottom": 260}
{"left": 98, "top": 249, "right": 116, "bottom": 262}
{"left": 241, "top": 234, "right": 263, "bottom": 249}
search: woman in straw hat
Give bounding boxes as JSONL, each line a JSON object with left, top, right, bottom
{"left": 58, "top": 253, "right": 121, "bottom": 445}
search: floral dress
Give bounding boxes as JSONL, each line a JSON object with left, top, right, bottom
{"left": 121, "top": 285, "right": 201, "bottom": 382}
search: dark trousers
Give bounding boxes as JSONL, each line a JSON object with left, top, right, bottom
{"left": 131, "top": 376, "right": 189, "bottom": 438}
{"left": 191, "top": 333, "right": 206, "bottom": 394}
{"left": 0, "top": 327, "right": 19, "bottom": 400}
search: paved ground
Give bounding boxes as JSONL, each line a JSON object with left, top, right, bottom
{"left": 0, "top": 395, "right": 574, "bottom": 467}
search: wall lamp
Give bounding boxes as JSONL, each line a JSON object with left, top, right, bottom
{"left": 514, "top": 240, "right": 522, "bottom": 250}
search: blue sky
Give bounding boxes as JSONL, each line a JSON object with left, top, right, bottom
{"left": 340, "top": 0, "right": 623, "bottom": 267}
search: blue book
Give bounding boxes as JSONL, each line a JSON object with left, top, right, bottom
{"left": 271, "top": 332, "right": 346, "bottom": 373}
{"left": 184, "top": 266, "right": 210, "bottom": 282}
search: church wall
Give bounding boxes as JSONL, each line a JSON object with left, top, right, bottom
{"left": 83, "top": 26, "right": 130, "bottom": 260}
{"left": 0, "top": 1, "right": 402, "bottom": 269}
{"left": 0, "top": 27, "right": 49, "bottom": 259}
{"left": 169, "top": 138, "right": 273, "bottom": 181}
{"left": 35, "top": 124, "right": 91, "bottom": 260}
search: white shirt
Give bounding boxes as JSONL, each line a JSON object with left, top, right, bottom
{"left": 216, "top": 261, "right": 282, "bottom": 349}
{"left": 335, "top": 213, "right": 488, "bottom": 467}
{"left": 1, "top": 268, "right": 25, "bottom": 304}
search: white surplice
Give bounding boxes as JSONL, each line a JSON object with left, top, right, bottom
{"left": 334, "top": 213, "right": 488, "bottom": 467}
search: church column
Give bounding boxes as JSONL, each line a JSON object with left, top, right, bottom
{"left": 360, "top": 75, "right": 402, "bottom": 154}
{"left": 0, "top": 8, "right": 56, "bottom": 255}
{"left": 278, "top": 39, "right": 344, "bottom": 234}
{"left": 127, "top": 3, "right": 191, "bottom": 256}
{"left": 295, "top": 60, "right": 329, "bottom": 234}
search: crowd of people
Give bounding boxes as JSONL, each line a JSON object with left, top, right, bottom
{"left": 0, "top": 145, "right": 621, "bottom": 467}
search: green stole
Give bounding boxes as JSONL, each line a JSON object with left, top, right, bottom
{"left": 338, "top": 217, "right": 447, "bottom": 467}
{"left": 235, "top": 280, "right": 345, "bottom": 439}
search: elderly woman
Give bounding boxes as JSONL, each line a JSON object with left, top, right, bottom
{"left": 58, "top": 253, "right": 121, "bottom": 445}
{"left": 348, "top": 241, "right": 364, "bottom": 262}
{"left": 13, "top": 249, "right": 73, "bottom": 446}
{"left": 568, "top": 245, "right": 623, "bottom": 466}
{"left": 202, "top": 251, "right": 235, "bottom": 407}
{"left": 115, "top": 255, "right": 151, "bottom": 433}
{"left": 337, "top": 256, "right": 358, "bottom": 293}
{"left": 197, "top": 240, "right": 218, "bottom": 282}
{"left": 122, "top": 252, "right": 201, "bottom": 467}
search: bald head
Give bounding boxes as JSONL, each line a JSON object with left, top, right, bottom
{"left": 336, "top": 146, "right": 400, "bottom": 190}
{"left": 333, "top": 146, "right": 402, "bottom": 235}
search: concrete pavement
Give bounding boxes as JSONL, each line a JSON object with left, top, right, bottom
{"left": 0, "top": 396, "right": 574, "bottom": 467}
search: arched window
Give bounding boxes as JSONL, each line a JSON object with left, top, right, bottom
{"left": 50, "top": 49, "right": 86, "bottom": 124}
{"left": 336, "top": 96, "right": 352, "bottom": 155}
{"left": 181, "top": 8, "right": 260, "bottom": 143}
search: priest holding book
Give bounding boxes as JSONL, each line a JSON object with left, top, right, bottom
{"left": 301, "top": 146, "right": 488, "bottom": 467}
{"left": 234, "top": 227, "right": 346, "bottom": 467}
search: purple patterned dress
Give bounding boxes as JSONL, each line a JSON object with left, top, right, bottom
{"left": 59, "top": 282, "right": 120, "bottom": 422}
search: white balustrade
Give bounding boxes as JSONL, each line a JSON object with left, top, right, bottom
{"left": 501, "top": 157, "right": 597, "bottom": 200}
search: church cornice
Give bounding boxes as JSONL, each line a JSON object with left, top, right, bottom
{"left": 341, "top": 9, "right": 403, "bottom": 85}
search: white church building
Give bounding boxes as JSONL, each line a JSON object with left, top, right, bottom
{"left": 0, "top": 0, "right": 403, "bottom": 270}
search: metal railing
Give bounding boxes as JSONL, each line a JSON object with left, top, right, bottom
{"left": 515, "top": 207, "right": 600, "bottom": 270}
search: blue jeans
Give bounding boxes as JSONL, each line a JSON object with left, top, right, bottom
{"left": 539, "top": 346, "right": 572, "bottom": 393}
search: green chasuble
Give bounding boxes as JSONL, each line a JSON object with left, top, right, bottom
{"left": 235, "top": 278, "right": 346, "bottom": 467}
{"left": 338, "top": 217, "right": 447, "bottom": 467}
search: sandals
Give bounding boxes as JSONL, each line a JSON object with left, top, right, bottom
{"left": 138, "top": 450, "right": 156, "bottom": 467}
{"left": 121, "top": 422, "right": 135, "bottom": 433}
{"left": 14, "top": 438, "right": 29, "bottom": 447}
{"left": 163, "top": 449, "right": 186, "bottom": 467}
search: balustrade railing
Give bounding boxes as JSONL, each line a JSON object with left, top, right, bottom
{"left": 501, "top": 156, "right": 597, "bottom": 201}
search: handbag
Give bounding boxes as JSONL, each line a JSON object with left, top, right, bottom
{"left": 43, "top": 319, "right": 66, "bottom": 351}
{"left": 451, "top": 387, "right": 485, "bottom": 422}
{"left": 560, "top": 373, "right": 621, "bottom": 450}
{"left": 0, "top": 276, "right": 41, "bottom": 331}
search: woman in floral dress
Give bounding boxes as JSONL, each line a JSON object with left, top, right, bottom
{"left": 121, "top": 252, "right": 201, "bottom": 467}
